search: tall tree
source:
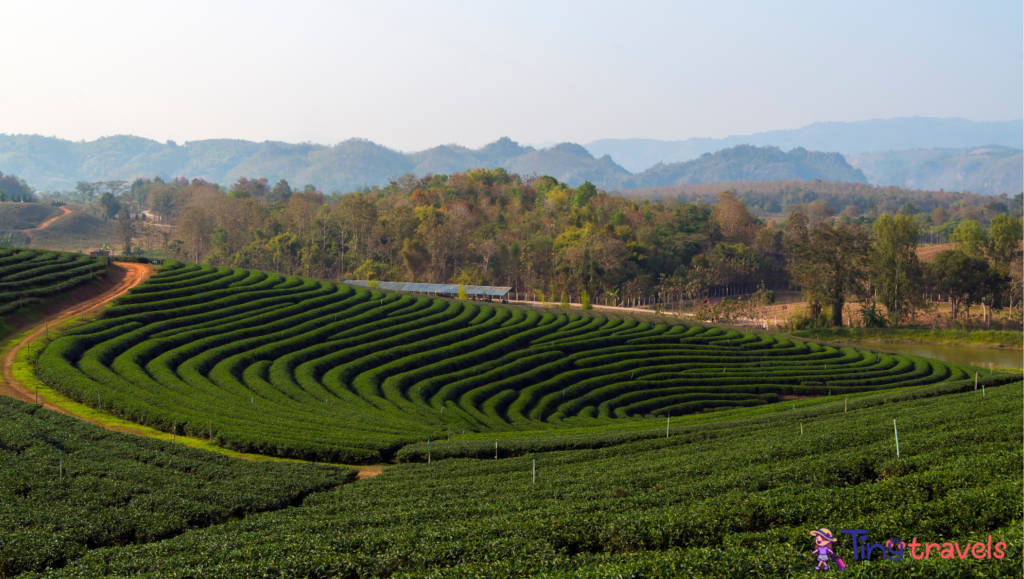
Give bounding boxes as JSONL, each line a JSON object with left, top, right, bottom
{"left": 99, "top": 192, "right": 122, "bottom": 220}
{"left": 950, "top": 219, "right": 986, "bottom": 258}
{"left": 928, "top": 250, "right": 991, "bottom": 318}
{"left": 787, "top": 218, "right": 870, "bottom": 326}
{"left": 115, "top": 218, "right": 137, "bottom": 255}
{"left": 75, "top": 181, "right": 96, "bottom": 205}
{"left": 986, "top": 214, "right": 1023, "bottom": 270}
{"left": 870, "top": 214, "right": 925, "bottom": 324}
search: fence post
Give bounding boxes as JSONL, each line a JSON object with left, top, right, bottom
{"left": 893, "top": 419, "right": 900, "bottom": 458}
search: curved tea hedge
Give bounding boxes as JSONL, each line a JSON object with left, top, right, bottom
{"left": 37, "top": 261, "right": 1018, "bottom": 464}
{"left": 0, "top": 248, "right": 106, "bottom": 316}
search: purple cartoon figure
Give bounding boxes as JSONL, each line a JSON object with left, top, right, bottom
{"left": 810, "top": 528, "right": 845, "bottom": 571}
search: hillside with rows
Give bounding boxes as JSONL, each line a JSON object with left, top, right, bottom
{"left": 25, "top": 381, "right": 1024, "bottom": 578}
{"left": 0, "top": 248, "right": 107, "bottom": 318}
{"left": 35, "top": 260, "right": 1018, "bottom": 464}
{"left": 0, "top": 395, "right": 354, "bottom": 577}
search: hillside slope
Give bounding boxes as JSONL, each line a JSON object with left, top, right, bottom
{"left": 0, "top": 202, "right": 114, "bottom": 252}
{"left": 848, "top": 145, "right": 1023, "bottom": 194}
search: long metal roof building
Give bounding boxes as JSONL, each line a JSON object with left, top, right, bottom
{"left": 342, "top": 280, "right": 512, "bottom": 297}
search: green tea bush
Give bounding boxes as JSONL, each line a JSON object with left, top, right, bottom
{"left": 32, "top": 264, "right": 1020, "bottom": 464}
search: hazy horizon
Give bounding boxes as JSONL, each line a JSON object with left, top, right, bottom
{"left": 3, "top": 116, "right": 1022, "bottom": 155}
{"left": 2, "top": 1, "right": 1020, "bottom": 152}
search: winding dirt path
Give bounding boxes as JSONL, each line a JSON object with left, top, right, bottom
{"left": 24, "top": 205, "right": 72, "bottom": 246}
{"left": 0, "top": 263, "right": 385, "bottom": 477}
{"left": 0, "top": 262, "right": 151, "bottom": 410}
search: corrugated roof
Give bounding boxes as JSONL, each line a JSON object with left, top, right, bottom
{"left": 342, "top": 280, "right": 512, "bottom": 297}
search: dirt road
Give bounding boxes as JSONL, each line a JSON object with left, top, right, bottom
{"left": 0, "top": 262, "right": 152, "bottom": 412}
{"left": 0, "top": 262, "right": 387, "bottom": 476}
{"left": 25, "top": 205, "right": 71, "bottom": 245}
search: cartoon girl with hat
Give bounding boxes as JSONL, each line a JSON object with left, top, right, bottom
{"left": 810, "top": 528, "right": 844, "bottom": 571}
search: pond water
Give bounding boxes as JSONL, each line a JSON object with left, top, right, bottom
{"left": 841, "top": 342, "right": 1023, "bottom": 369}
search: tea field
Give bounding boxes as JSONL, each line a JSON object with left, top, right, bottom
{"left": 25, "top": 380, "right": 1023, "bottom": 578}
{"left": 36, "top": 260, "right": 1018, "bottom": 464}
{"left": 0, "top": 249, "right": 106, "bottom": 317}
{"left": 0, "top": 396, "right": 354, "bottom": 577}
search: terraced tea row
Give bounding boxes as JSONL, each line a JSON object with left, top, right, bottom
{"left": 37, "top": 261, "right": 1016, "bottom": 463}
{"left": 0, "top": 248, "right": 106, "bottom": 316}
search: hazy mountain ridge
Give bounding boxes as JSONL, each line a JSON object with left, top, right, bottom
{"left": 847, "top": 145, "right": 1023, "bottom": 195}
{"left": 0, "top": 134, "right": 633, "bottom": 192}
{"left": 0, "top": 117, "right": 1019, "bottom": 194}
{"left": 585, "top": 117, "right": 1024, "bottom": 172}
{"left": 620, "top": 146, "right": 866, "bottom": 189}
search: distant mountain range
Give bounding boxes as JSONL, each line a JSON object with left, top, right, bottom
{"left": 0, "top": 117, "right": 1019, "bottom": 194}
{"left": 622, "top": 146, "right": 866, "bottom": 188}
{"left": 584, "top": 117, "right": 1023, "bottom": 172}
{"left": 847, "top": 145, "right": 1022, "bottom": 195}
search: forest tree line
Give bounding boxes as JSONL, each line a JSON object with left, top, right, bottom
{"left": 30, "top": 169, "right": 1024, "bottom": 327}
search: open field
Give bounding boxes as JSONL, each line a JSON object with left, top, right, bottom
{"left": 33, "top": 260, "right": 1018, "bottom": 465}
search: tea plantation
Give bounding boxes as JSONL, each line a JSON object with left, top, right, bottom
{"left": 27, "top": 381, "right": 1024, "bottom": 578}
{"left": 0, "top": 396, "right": 355, "bottom": 577}
{"left": 0, "top": 248, "right": 106, "bottom": 317}
{"left": 36, "top": 261, "right": 1018, "bottom": 464}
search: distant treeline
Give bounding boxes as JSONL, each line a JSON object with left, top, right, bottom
{"left": 85, "top": 169, "right": 1020, "bottom": 329}
{"left": 0, "top": 170, "right": 36, "bottom": 202}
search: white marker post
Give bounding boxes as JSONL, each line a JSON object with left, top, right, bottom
{"left": 427, "top": 439, "right": 431, "bottom": 464}
{"left": 495, "top": 440, "right": 498, "bottom": 460}
{"left": 666, "top": 414, "right": 670, "bottom": 438}
{"left": 532, "top": 459, "right": 536, "bottom": 484}
{"left": 975, "top": 372, "right": 978, "bottom": 390}
{"left": 893, "top": 419, "right": 900, "bottom": 458}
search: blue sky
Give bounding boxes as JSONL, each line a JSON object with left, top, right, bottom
{"left": 1, "top": 0, "right": 1020, "bottom": 150}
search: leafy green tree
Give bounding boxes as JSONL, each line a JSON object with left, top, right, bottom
{"left": 870, "top": 214, "right": 925, "bottom": 324}
{"left": 605, "top": 288, "right": 619, "bottom": 307}
{"left": 950, "top": 220, "right": 986, "bottom": 258}
{"left": 561, "top": 291, "right": 569, "bottom": 309}
{"left": 268, "top": 179, "right": 293, "bottom": 204}
{"left": 75, "top": 181, "right": 95, "bottom": 205}
{"left": 581, "top": 289, "right": 592, "bottom": 310}
{"left": 787, "top": 218, "right": 870, "bottom": 327}
{"left": 986, "top": 214, "right": 1022, "bottom": 270}
{"left": 99, "top": 192, "right": 122, "bottom": 220}
{"left": 928, "top": 250, "right": 990, "bottom": 318}
{"left": 115, "top": 218, "right": 137, "bottom": 254}
{"left": 458, "top": 285, "right": 468, "bottom": 300}
{"left": 571, "top": 181, "right": 597, "bottom": 208}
